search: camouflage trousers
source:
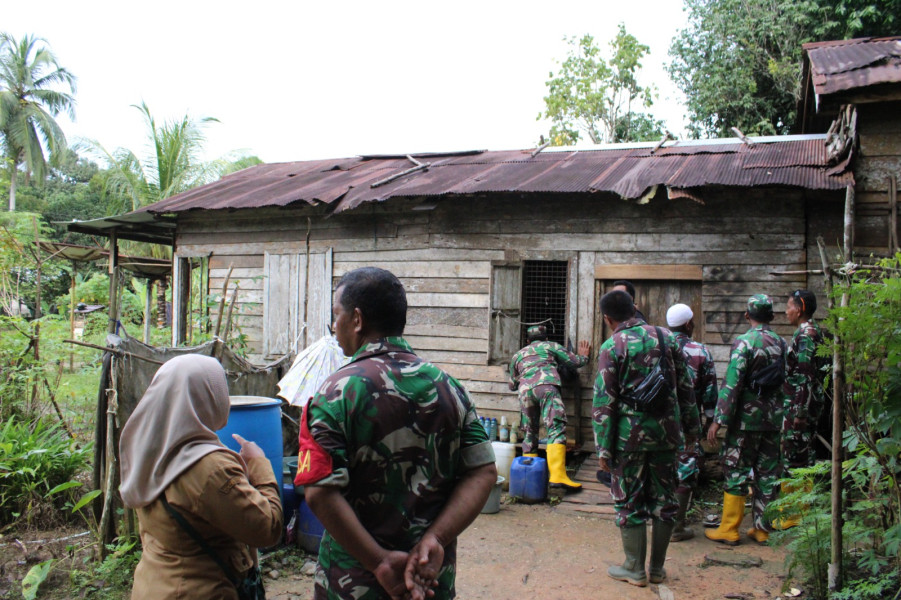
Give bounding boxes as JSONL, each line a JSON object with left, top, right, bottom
{"left": 675, "top": 441, "right": 704, "bottom": 495}
{"left": 782, "top": 413, "right": 815, "bottom": 471}
{"left": 518, "top": 384, "right": 566, "bottom": 454}
{"left": 720, "top": 429, "right": 781, "bottom": 531}
{"left": 314, "top": 533, "right": 457, "bottom": 600}
{"left": 609, "top": 450, "right": 678, "bottom": 528}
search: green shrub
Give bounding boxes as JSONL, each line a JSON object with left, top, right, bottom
{"left": 71, "top": 539, "right": 142, "bottom": 599}
{"left": 0, "top": 417, "right": 92, "bottom": 527}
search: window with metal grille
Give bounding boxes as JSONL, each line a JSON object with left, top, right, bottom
{"left": 520, "top": 260, "right": 568, "bottom": 347}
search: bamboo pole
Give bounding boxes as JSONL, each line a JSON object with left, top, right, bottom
{"left": 98, "top": 366, "right": 119, "bottom": 556}
{"left": 223, "top": 283, "right": 239, "bottom": 343}
{"left": 213, "top": 263, "right": 234, "bottom": 337}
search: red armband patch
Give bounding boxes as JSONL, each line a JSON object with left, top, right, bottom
{"left": 294, "top": 401, "right": 334, "bottom": 486}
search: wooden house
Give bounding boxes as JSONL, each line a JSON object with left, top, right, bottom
{"left": 73, "top": 132, "right": 868, "bottom": 449}
{"left": 800, "top": 35, "right": 901, "bottom": 255}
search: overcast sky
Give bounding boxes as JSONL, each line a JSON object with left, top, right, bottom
{"left": 6, "top": 1, "right": 690, "bottom": 164}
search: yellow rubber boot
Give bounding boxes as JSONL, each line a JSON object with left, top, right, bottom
{"left": 547, "top": 443, "right": 581, "bottom": 490}
{"left": 704, "top": 492, "right": 744, "bottom": 546}
{"left": 746, "top": 527, "right": 769, "bottom": 544}
{"left": 523, "top": 453, "right": 538, "bottom": 457}
{"left": 772, "top": 480, "right": 807, "bottom": 530}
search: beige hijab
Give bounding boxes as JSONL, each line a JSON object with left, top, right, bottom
{"left": 119, "top": 354, "right": 240, "bottom": 508}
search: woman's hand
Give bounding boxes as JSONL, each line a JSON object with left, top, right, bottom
{"left": 232, "top": 433, "right": 266, "bottom": 459}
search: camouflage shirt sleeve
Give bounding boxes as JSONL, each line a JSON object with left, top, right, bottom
{"left": 714, "top": 337, "right": 749, "bottom": 427}
{"left": 592, "top": 341, "right": 619, "bottom": 460}
{"left": 698, "top": 347, "right": 718, "bottom": 417}
{"left": 784, "top": 324, "right": 821, "bottom": 420}
{"left": 669, "top": 331, "right": 700, "bottom": 438}
{"left": 548, "top": 342, "right": 589, "bottom": 370}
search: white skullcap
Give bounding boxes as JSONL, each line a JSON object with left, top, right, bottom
{"left": 666, "top": 303, "right": 694, "bottom": 328}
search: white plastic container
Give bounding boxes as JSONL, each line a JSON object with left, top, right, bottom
{"left": 491, "top": 441, "right": 516, "bottom": 490}
{"left": 480, "top": 476, "right": 506, "bottom": 514}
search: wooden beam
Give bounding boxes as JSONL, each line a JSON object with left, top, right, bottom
{"left": 594, "top": 264, "right": 703, "bottom": 281}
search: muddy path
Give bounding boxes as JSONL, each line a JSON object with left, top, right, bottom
{"left": 265, "top": 500, "right": 790, "bottom": 600}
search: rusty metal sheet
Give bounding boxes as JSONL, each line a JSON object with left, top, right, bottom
{"left": 805, "top": 36, "right": 901, "bottom": 96}
{"left": 136, "top": 136, "right": 852, "bottom": 218}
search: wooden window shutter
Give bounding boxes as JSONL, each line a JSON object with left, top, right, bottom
{"left": 488, "top": 261, "right": 523, "bottom": 365}
{"left": 263, "top": 252, "right": 299, "bottom": 357}
{"left": 299, "top": 248, "right": 333, "bottom": 349}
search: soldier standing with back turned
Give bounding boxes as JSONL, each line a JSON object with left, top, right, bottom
{"left": 665, "top": 303, "right": 718, "bottom": 542}
{"left": 706, "top": 294, "right": 786, "bottom": 546}
{"left": 594, "top": 291, "right": 700, "bottom": 587}
{"left": 509, "top": 325, "right": 590, "bottom": 491}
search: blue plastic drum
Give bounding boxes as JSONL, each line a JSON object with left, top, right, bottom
{"left": 216, "top": 396, "right": 284, "bottom": 506}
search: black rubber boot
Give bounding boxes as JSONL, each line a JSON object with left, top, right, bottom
{"left": 649, "top": 519, "right": 675, "bottom": 584}
{"left": 670, "top": 490, "right": 695, "bottom": 542}
{"left": 607, "top": 525, "right": 648, "bottom": 587}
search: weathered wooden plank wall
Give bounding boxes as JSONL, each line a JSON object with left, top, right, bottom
{"left": 854, "top": 101, "right": 901, "bottom": 256}
{"left": 177, "top": 188, "right": 844, "bottom": 450}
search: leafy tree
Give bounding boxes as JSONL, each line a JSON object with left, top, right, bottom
{"left": 539, "top": 24, "right": 661, "bottom": 145}
{"left": 668, "top": 0, "right": 901, "bottom": 138}
{"left": 0, "top": 33, "right": 76, "bottom": 211}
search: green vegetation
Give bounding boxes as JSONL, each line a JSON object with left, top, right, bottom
{"left": 668, "top": 0, "right": 901, "bottom": 137}
{"left": 539, "top": 24, "right": 664, "bottom": 146}
{"left": 0, "top": 417, "right": 91, "bottom": 528}
{"left": 769, "top": 253, "right": 901, "bottom": 599}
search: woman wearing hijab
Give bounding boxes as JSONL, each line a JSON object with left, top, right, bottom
{"left": 120, "top": 354, "right": 282, "bottom": 599}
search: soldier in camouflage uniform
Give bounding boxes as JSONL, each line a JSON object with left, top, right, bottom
{"left": 775, "top": 290, "right": 827, "bottom": 529}
{"left": 665, "top": 303, "right": 718, "bottom": 542}
{"left": 509, "top": 325, "right": 590, "bottom": 490}
{"left": 297, "top": 267, "right": 497, "bottom": 600}
{"left": 706, "top": 294, "right": 786, "bottom": 546}
{"left": 782, "top": 290, "right": 826, "bottom": 471}
{"left": 594, "top": 291, "right": 700, "bottom": 587}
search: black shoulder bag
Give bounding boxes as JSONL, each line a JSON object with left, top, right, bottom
{"left": 160, "top": 496, "right": 266, "bottom": 600}
{"left": 620, "top": 327, "right": 674, "bottom": 415}
{"left": 747, "top": 337, "right": 787, "bottom": 396}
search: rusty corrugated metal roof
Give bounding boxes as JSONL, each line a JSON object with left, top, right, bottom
{"left": 805, "top": 36, "right": 901, "bottom": 96}
{"left": 137, "top": 135, "right": 851, "bottom": 217}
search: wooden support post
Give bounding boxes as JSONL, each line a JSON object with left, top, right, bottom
{"left": 69, "top": 260, "right": 77, "bottom": 372}
{"left": 99, "top": 365, "right": 119, "bottom": 555}
{"left": 143, "top": 278, "right": 152, "bottom": 344}
{"left": 107, "top": 230, "right": 119, "bottom": 336}
{"left": 843, "top": 185, "right": 855, "bottom": 262}
{"left": 890, "top": 176, "right": 898, "bottom": 253}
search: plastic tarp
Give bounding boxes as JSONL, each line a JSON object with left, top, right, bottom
{"left": 276, "top": 335, "right": 349, "bottom": 406}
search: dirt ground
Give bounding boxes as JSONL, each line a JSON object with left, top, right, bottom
{"left": 263, "top": 497, "right": 792, "bottom": 600}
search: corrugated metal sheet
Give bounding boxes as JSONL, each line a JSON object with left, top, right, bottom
{"left": 138, "top": 136, "right": 852, "bottom": 216}
{"left": 805, "top": 36, "right": 901, "bottom": 96}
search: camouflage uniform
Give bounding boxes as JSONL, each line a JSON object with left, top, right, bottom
{"left": 593, "top": 318, "right": 701, "bottom": 527}
{"left": 782, "top": 320, "right": 826, "bottom": 470}
{"left": 304, "top": 337, "right": 494, "bottom": 600}
{"left": 713, "top": 319, "right": 786, "bottom": 531}
{"left": 509, "top": 339, "right": 588, "bottom": 454}
{"left": 673, "top": 332, "right": 718, "bottom": 495}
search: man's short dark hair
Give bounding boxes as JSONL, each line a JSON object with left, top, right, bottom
{"left": 336, "top": 267, "right": 407, "bottom": 336}
{"left": 600, "top": 290, "right": 636, "bottom": 322}
{"left": 790, "top": 289, "right": 817, "bottom": 317}
{"left": 748, "top": 307, "right": 775, "bottom": 323}
{"left": 611, "top": 280, "right": 636, "bottom": 300}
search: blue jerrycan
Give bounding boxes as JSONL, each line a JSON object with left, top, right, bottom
{"left": 509, "top": 456, "right": 548, "bottom": 503}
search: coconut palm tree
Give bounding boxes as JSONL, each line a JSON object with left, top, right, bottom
{"left": 93, "top": 102, "right": 220, "bottom": 327}
{"left": 0, "top": 33, "right": 76, "bottom": 211}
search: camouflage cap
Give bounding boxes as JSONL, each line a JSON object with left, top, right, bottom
{"left": 526, "top": 325, "right": 548, "bottom": 340}
{"left": 747, "top": 294, "right": 773, "bottom": 314}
